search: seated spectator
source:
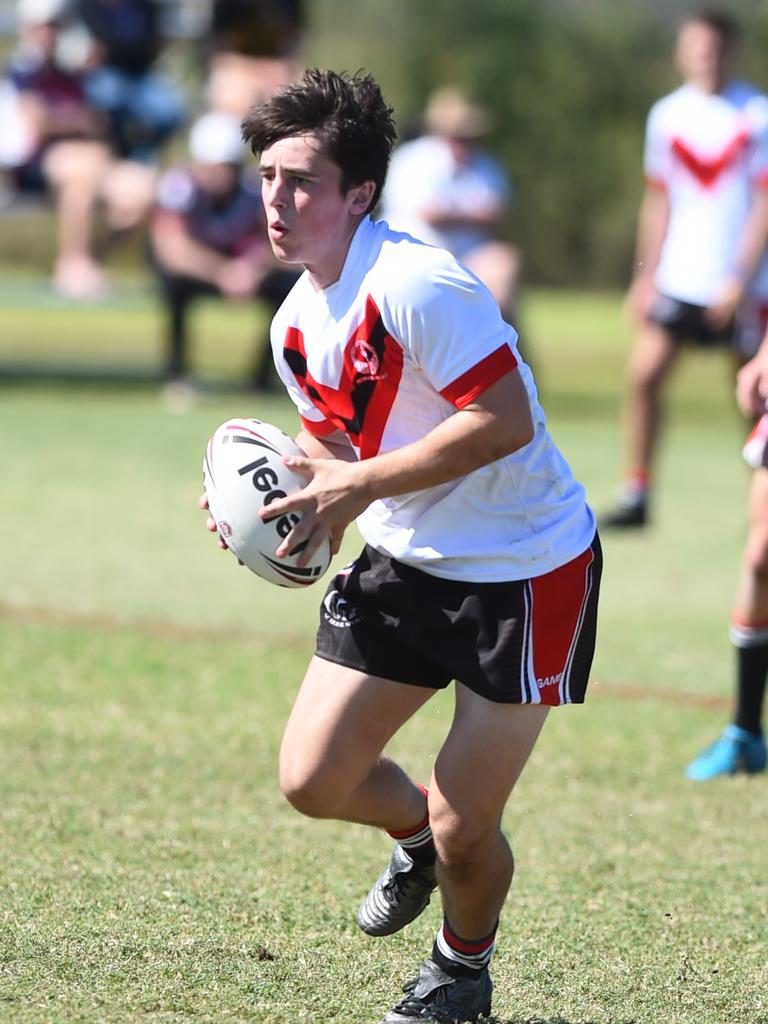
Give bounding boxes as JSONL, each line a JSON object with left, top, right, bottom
{"left": 2, "top": 0, "right": 155, "bottom": 297}
{"left": 148, "top": 111, "right": 299, "bottom": 400}
{"left": 205, "top": 0, "right": 305, "bottom": 117}
{"left": 77, "top": 0, "right": 184, "bottom": 164}
{"left": 382, "top": 86, "right": 521, "bottom": 324}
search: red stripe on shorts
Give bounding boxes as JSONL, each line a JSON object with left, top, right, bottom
{"left": 529, "top": 546, "right": 595, "bottom": 706}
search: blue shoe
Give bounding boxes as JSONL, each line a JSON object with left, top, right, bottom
{"left": 685, "top": 725, "right": 767, "bottom": 781}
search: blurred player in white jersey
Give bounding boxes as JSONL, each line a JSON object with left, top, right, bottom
{"left": 202, "top": 69, "right": 601, "bottom": 1023}
{"left": 603, "top": 9, "right": 768, "bottom": 529}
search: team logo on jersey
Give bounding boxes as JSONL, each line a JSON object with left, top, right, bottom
{"left": 322, "top": 589, "right": 363, "bottom": 627}
{"left": 282, "top": 295, "right": 404, "bottom": 459}
{"left": 352, "top": 339, "right": 381, "bottom": 379}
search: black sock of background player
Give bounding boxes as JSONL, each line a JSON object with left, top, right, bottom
{"left": 734, "top": 643, "right": 768, "bottom": 736}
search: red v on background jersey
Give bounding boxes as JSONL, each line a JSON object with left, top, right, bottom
{"left": 270, "top": 217, "right": 595, "bottom": 583}
{"left": 644, "top": 80, "right": 768, "bottom": 306}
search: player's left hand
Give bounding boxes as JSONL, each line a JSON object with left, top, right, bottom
{"left": 736, "top": 353, "right": 768, "bottom": 417}
{"left": 260, "top": 455, "right": 373, "bottom": 567}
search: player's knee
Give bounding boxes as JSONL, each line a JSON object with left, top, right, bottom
{"left": 429, "top": 803, "right": 499, "bottom": 868}
{"left": 278, "top": 758, "right": 346, "bottom": 819}
{"left": 744, "top": 529, "right": 768, "bottom": 580}
{"left": 627, "top": 355, "right": 665, "bottom": 392}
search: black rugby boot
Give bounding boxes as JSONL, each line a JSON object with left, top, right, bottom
{"left": 357, "top": 843, "right": 437, "bottom": 936}
{"left": 379, "top": 959, "right": 493, "bottom": 1023}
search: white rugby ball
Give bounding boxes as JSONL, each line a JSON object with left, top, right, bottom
{"left": 203, "top": 417, "right": 332, "bottom": 588}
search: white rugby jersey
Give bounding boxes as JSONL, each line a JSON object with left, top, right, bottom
{"left": 645, "top": 81, "right": 768, "bottom": 306}
{"left": 271, "top": 217, "right": 595, "bottom": 582}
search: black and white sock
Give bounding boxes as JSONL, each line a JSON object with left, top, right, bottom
{"left": 387, "top": 783, "right": 435, "bottom": 864}
{"left": 432, "top": 917, "right": 497, "bottom": 979}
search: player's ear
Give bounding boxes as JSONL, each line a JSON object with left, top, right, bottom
{"left": 349, "top": 180, "right": 376, "bottom": 215}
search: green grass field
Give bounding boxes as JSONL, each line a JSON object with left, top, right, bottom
{"left": 1, "top": 287, "right": 766, "bottom": 1023}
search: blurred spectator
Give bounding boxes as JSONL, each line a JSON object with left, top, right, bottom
{"left": 1, "top": 0, "right": 156, "bottom": 297}
{"left": 205, "top": 0, "right": 305, "bottom": 117}
{"left": 77, "top": 0, "right": 184, "bottom": 163}
{"left": 148, "top": 110, "right": 299, "bottom": 402}
{"left": 382, "top": 86, "right": 521, "bottom": 324}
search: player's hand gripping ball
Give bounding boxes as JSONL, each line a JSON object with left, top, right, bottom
{"left": 203, "top": 418, "right": 332, "bottom": 587}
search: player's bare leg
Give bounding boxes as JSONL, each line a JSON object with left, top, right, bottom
{"left": 279, "top": 656, "right": 435, "bottom": 829}
{"left": 688, "top": 467, "right": 768, "bottom": 779}
{"left": 280, "top": 657, "right": 441, "bottom": 938}
{"left": 430, "top": 691, "right": 548, "bottom": 935}
{"left": 604, "top": 322, "right": 680, "bottom": 528}
{"left": 380, "top": 691, "right": 548, "bottom": 1024}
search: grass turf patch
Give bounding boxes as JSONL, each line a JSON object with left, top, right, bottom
{"left": 1, "top": 621, "right": 766, "bottom": 1023}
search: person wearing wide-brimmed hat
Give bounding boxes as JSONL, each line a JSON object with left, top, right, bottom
{"left": 382, "top": 85, "right": 520, "bottom": 324}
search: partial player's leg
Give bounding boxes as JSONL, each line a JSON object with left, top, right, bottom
{"left": 603, "top": 321, "right": 680, "bottom": 528}
{"left": 380, "top": 694, "right": 548, "bottom": 1024}
{"left": 279, "top": 656, "right": 441, "bottom": 935}
{"left": 686, "top": 466, "right": 768, "bottom": 779}
{"left": 378, "top": 537, "right": 600, "bottom": 1023}
{"left": 279, "top": 654, "right": 436, "bottom": 828}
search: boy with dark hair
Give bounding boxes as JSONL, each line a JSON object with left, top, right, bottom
{"left": 204, "top": 68, "right": 601, "bottom": 1023}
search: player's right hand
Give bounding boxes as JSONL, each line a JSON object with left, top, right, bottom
{"left": 199, "top": 492, "right": 230, "bottom": 550}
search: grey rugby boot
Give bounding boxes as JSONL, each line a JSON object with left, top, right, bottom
{"left": 379, "top": 958, "right": 493, "bottom": 1023}
{"left": 357, "top": 843, "right": 437, "bottom": 936}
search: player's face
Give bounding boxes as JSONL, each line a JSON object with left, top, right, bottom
{"left": 258, "top": 133, "right": 375, "bottom": 288}
{"left": 675, "top": 21, "right": 729, "bottom": 87}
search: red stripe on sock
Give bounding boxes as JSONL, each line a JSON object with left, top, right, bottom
{"left": 443, "top": 920, "right": 497, "bottom": 955}
{"left": 387, "top": 785, "right": 430, "bottom": 840}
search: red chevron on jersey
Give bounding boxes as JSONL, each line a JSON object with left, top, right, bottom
{"left": 283, "top": 295, "right": 403, "bottom": 459}
{"left": 671, "top": 130, "right": 749, "bottom": 187}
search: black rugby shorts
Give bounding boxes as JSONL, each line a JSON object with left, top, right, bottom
{"left": 315, "top": 535, "right": 602, "bottom": 705}
{"left": 647, "top": 294, "right": 735, "bottom": 348}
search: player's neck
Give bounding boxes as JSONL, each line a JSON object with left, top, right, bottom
{"left": 687, "top": 72, "right": 727, "bottom": 95}
{"left": 306, "top": 217, "right": 365, "bottom": 291}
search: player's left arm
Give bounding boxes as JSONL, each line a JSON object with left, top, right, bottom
{"left": 295, "top": 427, "right": 358, "bottom": 463}
{"left": 263, "top": 367, "right": 534, "bottom": 565}
{"left": 709, "top": 186, "right": 768, "bottom": 327}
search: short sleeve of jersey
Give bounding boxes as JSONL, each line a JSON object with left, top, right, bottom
{"left": 383, "top": 253, "right": 518, "bottom": 408}
{"left": 643, "top": 103, "right": 670, "bottom": 189}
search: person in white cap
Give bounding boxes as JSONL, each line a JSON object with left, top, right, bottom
{"left": 382, "top": 86, "right": 520, "bottom": 325}
{"left": 148, "top": 110, "right": 298, "bottom": 398}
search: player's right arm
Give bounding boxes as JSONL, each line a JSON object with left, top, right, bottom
{"left": 625, "top": 185, "right": 669, "bottom": 323}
